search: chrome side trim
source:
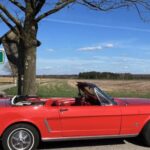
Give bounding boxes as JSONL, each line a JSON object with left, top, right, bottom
{"left": 42, "top": 134, "right": 138, "bottom": 142}
{"left": 44, "top": 119, "right": 51, "bottom": 133}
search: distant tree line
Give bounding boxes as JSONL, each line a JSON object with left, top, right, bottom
{"left": 0, "top": 75, "right": 78, "bottom": 79}
{"left": 36, "top": 75, "right": 78, "bottom": 79}
{"left": 78, "top": 71, "right": 150, "bottom": 80}
{"left": 1, "top": 72, "right": 150, "bottom": 80}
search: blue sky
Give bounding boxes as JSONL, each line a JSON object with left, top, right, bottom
{"left": 0, "top": 3, "right": 150, "bottom": 75}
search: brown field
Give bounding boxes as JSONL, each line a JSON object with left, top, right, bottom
{"left": 67, "top": 79, "right": 150, "bottom": 93}
{"left": 37, "top": 78, "right": 150, "bottom": 93}
{"left": 1, "top": 77, "right": 150, "bottom": 97}
{"left": 0, "top": 77, "right": 16, "bottom": 84}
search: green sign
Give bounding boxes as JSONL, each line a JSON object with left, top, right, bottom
{"left": 0, "top": 51, "right": 4, "bottom": 64}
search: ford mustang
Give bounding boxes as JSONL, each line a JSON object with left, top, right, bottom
{"left": 0, "top": 82, "right": 150, "bottom": 150}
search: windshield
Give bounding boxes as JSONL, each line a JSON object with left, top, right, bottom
{"left": 77, "top": 82, "right": 115, "bottom": 105}
{"left": 95, "top": 87, "right": 113, "bottom": 100}
{"left": 94, "top": 87, "right": 113, "bottom": 105}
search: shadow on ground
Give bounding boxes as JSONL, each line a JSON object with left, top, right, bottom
{"left": 0, "top": 138, "right": 147, "bottom": 150}
{"left": 126, "top": 137, "right": 148, "bottom": 147}
{"left": 38, "top": 137, "right": 148, "bottom": 150}
{"left": 38, "top": 138, "right": 125, "bottom": 149}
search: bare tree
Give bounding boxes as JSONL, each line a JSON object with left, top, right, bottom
{"left": 3, "top": 62, "right": 17, "bottom": 83}
{"left": 1, "top": 28, "right": 25, "bottom": 94}
{"left": 0, "top": 0, "right": 150, "bottom": 95}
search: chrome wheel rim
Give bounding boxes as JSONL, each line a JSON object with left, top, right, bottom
{"left": 9, "top": 129, "right": 33, "bottom": 150}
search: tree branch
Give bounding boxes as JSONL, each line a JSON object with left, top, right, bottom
{"left": 79, "top": 0, "right": 128, "bottom": 11}
{"left": 34, "top": 0, "right": 45, "bottom": 17}
{"left": 134, "top": 3, "right": 147, "bottom": 22}
{"left": 0, "top": 13, "right": 15, "bottom": 30}
{"left": 35, "top": 0, "right": 75, "bottom": 22}
{"left": 79, "top": 0, "right": 150, "bottom": 12}
{"left": 0, "top": 13, "right": 19, "bottom": 40}
{"left": 0, "top": 3, "right": 21, "bottom": 26}
{"left": 9, "top": 0, "right": 25, "bottom": 11}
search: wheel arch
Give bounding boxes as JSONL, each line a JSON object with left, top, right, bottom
{"left": 139, "top": 119, "right": 150, "bottom": 134}
{"left": 1, "top": 121, "right": 41, "bottom": 140}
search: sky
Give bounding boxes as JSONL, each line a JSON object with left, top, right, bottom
{"left": 0, "top": 3, "right": 150, "bottom": 75}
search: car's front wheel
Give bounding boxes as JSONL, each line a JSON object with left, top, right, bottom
{"left": 2, "top": 123, "right": 39, "bottom": 150}
{"left": 141, "top": 121, "right": 150, "bottom": 146}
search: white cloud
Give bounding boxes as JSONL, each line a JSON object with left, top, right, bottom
{"left": 47, "top": 48, "right": 54, "bottom": 52}
{"left": 45, "top": 18, "right": 150, "bottom": 33}
{"left": 104, "top": 43, "right": 114, "bottom": 48}
{"left": 36, "top": 56, "right": 150, "bottom": 75}
{"left": 78, "top": 43, "right": 115, "bottom": 51}
{"left": 78, "top": 46, "right": 102, "bottom": 51}
{"left": 42, "top": 66, "right": 53, "bottom": 70}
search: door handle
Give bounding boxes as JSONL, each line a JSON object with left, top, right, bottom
{"left": 60, "top": 108, "right": 68, "bottom": 112}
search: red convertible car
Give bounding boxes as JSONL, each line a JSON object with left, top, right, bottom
{"left": 0, "top": 82, "right": 150, "bottom": 150}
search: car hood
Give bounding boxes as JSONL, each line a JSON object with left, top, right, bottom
{"left": 115, "top": 98, "right": 150, "bottom": 106}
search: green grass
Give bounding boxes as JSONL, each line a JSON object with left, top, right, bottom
{"left": 37, "top": 81, "right": 77, "bottom": 97}
{"left": 5, "top": 86, "right": 17, "bottom": 95}
{"left": 4, "top": 80, "right": 150, "bottom": 98}
{"left": 5, "top": 81, "right": 78, "bottom": 97}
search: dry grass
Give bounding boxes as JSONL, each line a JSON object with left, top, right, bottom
{"left": 37, "top": 78, "right": 150, "bottom": 97}
{"left": 2, "top": 77, "right": 150, "bottom": 98}
{"left": 0, "top": 77, "right": 16, "bottom": 84}
{"left": 1, "top": 77, "right": 150, "bottom": 93}
{"left": 67, "top": 79, "right": 150, "bottom": 98}
{"left": 67, "top": 79, "right": 150, "bottom": 93}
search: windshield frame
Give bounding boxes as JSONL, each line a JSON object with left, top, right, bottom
{"left": 94, "top": 87, "right": 115, "bottom": 106}
{"left": 77, "top": 82, "right": 116, "bottom": 106}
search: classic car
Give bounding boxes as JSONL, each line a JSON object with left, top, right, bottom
{"left": 0, "top": 82, "right": 150, "bottom": 150}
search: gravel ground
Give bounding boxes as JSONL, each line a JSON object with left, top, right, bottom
{"left": 38, "top": 138, "right": 150, "bottom": 150}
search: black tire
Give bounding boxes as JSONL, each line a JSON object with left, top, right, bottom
{"left": 141, "top": 122, "right": 150, "bottom": 146}
{"left": 2, "top": 123, "right": 39, "bottom": 150}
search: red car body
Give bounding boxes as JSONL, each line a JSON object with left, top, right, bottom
{"left": 0, "top": 82, "right": 150, "bottom": 149}
{"left": 0, "top": 97, "right": 150, "bottom": 139}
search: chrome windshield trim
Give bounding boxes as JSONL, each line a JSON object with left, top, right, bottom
{"left": 42, "top": 134, "right": 138, "bottom": 142}
{"left": 94, "top": 88, "right": 113, "bottom": 106}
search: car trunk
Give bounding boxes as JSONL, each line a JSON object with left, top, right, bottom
{"left": 0, "top": 98, "right": 11, "bottom": 107}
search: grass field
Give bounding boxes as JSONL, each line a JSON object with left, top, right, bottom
{"left": 3, "top": 78, "right": 150, "bottom": 98}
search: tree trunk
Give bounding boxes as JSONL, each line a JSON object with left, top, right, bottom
{"left": 22, "top": 23, "right": 38, "bottom": 95}
{"left": 23, "top": 46, "right": 36, "bottom": 95}
{"left": 20, "top": 2, "right": 38, "bottom": 96}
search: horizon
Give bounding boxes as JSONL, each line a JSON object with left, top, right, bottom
{"left": 1, "top": 71, "right": 150, "bottom": 76}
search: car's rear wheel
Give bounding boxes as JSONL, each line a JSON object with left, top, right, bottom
{"left": 2, "top": 123, "right": 39, "bottom": 150}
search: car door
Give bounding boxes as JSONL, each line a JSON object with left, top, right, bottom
{"left": 59, "top": 105, "right": 121, "bottom": 137}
